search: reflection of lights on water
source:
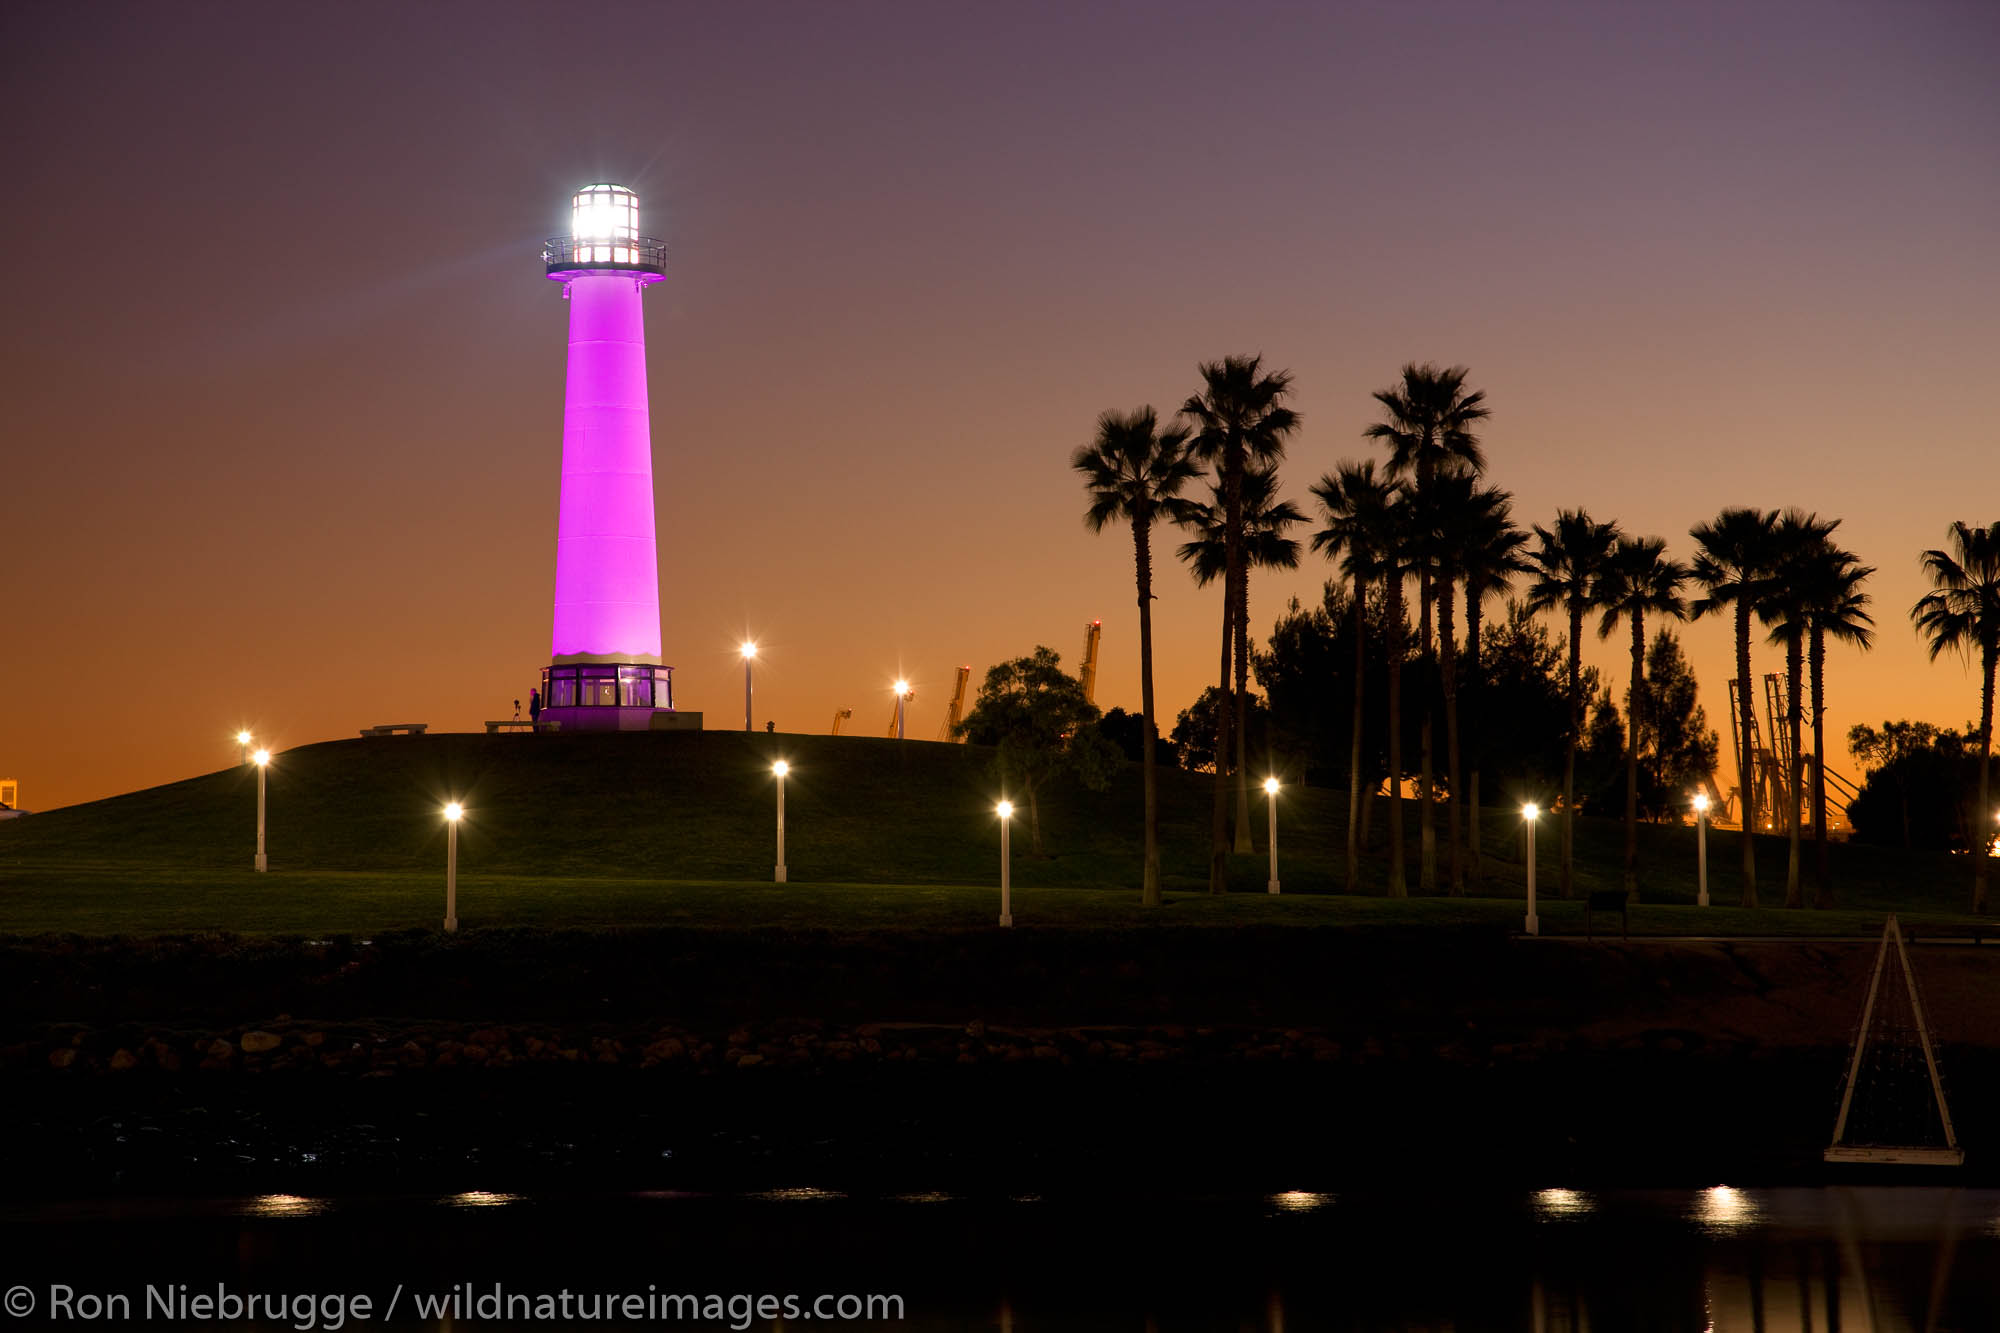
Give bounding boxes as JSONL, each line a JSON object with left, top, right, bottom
{"left": 1694, "top": 1185, "right": 1758, "bottom": 1232}
{"left": 749, "top": 1187, "right": 846, "bottom": 1202}
{"left": 1270, "top": 1191, "right": 1332, "bottom": 1213}
{"left": 1009, "top": 1194, "right": 1042, "bottom": 1204}
{"left": 893, "top": 1191, "right": 953, "bottom": 1204}
{"left": 245, "top": 1194, "right": 325, "bottom": 1218}
{"left": 446, "top": 1191, "right": 521, "bottom": 1208}
{"left": 1532, "top": 1188, "right": 1592, "bottom": 1219}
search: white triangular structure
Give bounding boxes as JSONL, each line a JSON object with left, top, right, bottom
{"left": 1825, "top": 914, "right": 1964, "bottom": 1166}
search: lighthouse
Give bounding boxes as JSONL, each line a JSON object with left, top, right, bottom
{"left": 538, "top": 184, "right": 676, "bottom": 730}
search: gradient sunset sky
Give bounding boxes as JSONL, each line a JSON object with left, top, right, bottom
{"left": 3, "top": 0, "right": 1995, "bottom": 810}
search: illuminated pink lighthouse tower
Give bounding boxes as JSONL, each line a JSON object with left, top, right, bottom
{"left": 538, "top": 184, "right": 675, "bottom": 730}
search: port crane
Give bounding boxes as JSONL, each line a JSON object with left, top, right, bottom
{"left": 1079, "top": 620, "right": 1102, "bottom": 706}
{"left": 1724, "top": 673, "right": 1863, "bottom": 835}
{"left": 829, "top": 708, "right": 852, "bottom": 736}
{"left": 937, "top": 666, "right": 970, "bottom": 741}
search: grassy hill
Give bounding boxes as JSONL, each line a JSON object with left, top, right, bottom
{"left": 0, "top": 729, "right": 1983, "bottom": 935}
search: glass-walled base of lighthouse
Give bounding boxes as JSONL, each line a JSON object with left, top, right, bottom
{"left": 540, "top": 660, "right": 680, "bottom": 732}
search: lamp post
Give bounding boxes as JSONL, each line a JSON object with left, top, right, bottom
{"left": 1693, "top": 793, "right": 1710, "bottom": 907}
{"left": 1522, "top": 803, "right": 1539, "bottom": 936}
{"left": 997, "top": 800, "right": 1013, "bottom": 927}
{"left": 894, "top": 680, "right": 910, "bottom": 740}
{"left": 252, "top": 749, "right": 271, "bottom": 872}
{"left": 443, "top": 802, "right": 463, "bottom": 932}
{"left": 772, "top": 760, "right": 789, "bottom": 883}
{"left": 740, "top": 642, "right": 757, "bottom": 732}
{"left": 236, "top": 730, "right": 252, "bottom": 765}
{"left": 1264, "top": 776, "right": 1281, "bottom": 894}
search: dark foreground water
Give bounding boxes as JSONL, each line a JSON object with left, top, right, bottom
{"left": 6, "top": 1185, "right": 1999, "bottom": 1330}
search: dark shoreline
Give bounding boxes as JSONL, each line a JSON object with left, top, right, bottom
{"left": 9, "top": 1040, "right": 1991, "bottom": 1197}
{"left": 8, "top": 925, "right": 1995, "bottom": 1198}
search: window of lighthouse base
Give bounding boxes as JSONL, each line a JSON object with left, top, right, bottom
{"left": 541, "top": 664, "right": 674, "bottom": 712}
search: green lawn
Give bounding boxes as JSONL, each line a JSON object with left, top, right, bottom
{"left": 0, "top": 730, "right": 1986, "bottom": 937}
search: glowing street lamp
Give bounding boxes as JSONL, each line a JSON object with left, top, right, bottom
{"left": 893, "top": 680, "right": 910, "bottom": 741}
{"left": 1522, "top": 803, "right": 1540, "bottom": 936}
{"left": 740, "top": 642, "right": 757, "bottom": 733}
{"left": 1693, "top": 793, "right": 1711, "bottom": 907}
{"left": 442, "top": 802, "right": 463, "bottom": 933}
{"left": 996, "top": 800, "right": 1014, "bottom": 927}
{"left": 252, "top": 749, "right": 271, "bottom": 872}
{"left": 772, "top": 760, "right": 789, "bottom": 883}
{"left": 1264, "top": 776, "right": 1282, "bottom": 895}
{"left": 235, "top": 730, "right": 252, "bottom": 764}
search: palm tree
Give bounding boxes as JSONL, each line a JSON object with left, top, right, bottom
{"left": 1073, "top": 406, "right": 1201, "bottom": 908}
{"left": 1595, "top": 536, "right": 1690, "bottom": 901}
{"left": 1412, "top": 474, "right": 1513, "bottom": 895}
{"left": 1911, "top": 520, "right": 2000, "bottom": 914}
{"left": 1798, "top": 543, "right": 1873, "bottom": 906}
{"left": 1178, "top": 468, "right": 1306, "bottom": 838}
{"left": 1311, "top": 459, "right": 1398, "bottom": 893}
{"left": 1525, "top": 510, "right": 1622, "bottom": 899}
{"left": 1366, "top": 364, "right": 1490, "bottom": 892}
{"left": 1183, "top": 356, "right": 1300, "bottom": 889}
{"left": 1690, "top": 506, "right": 1783, "bottom": 908}
{"left": 1376, "top": 493, "right": 1416, "bottom": 896}
{"left": 1457, "top": 504, "right": 1531, "bottom": 893}
{"left": 1760, "top": 511, "right": 1841, "bottom": 908}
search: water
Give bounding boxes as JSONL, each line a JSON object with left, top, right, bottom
{"left": 8, "top": 1185, "right": 1999, "bottom": 1329}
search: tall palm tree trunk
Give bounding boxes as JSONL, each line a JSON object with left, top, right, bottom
{"left": 1232, "top": 564, "right": 1254, "bottom": 853}
{"left": 1784, "top": 637, "right": 1805, "bottom": 908}
{"left": 1735, "top": 604, "right": 1758, "bottom": 907}
{"left": 1439, "top": 581, "right": 1464, "bottom": 896}
{"left": 1385, "top": 574, "right": 1408, "bottom": 897}
{"left": 1418, "top": 568, "right": 1436, "bottom": 890}
{"left": 1209, "top": 576, "right": 1233, "bottom": 894}
{"left": 1973, "top": 649, "right": 1995, "bottom": 915}
{"left": 1465, "top": 597, "right": 1486, "bottom": 893}
{"left": 1212, "top": 460, "right": 1245, "bottom": 889}
{"left": 1346, "top": 571, "right": 1366, "bottom": 893}
{"left": 1134, "top": 521, "right": 1162, "bottom": 908}
{"left": 1623, "top": 614, "right": 1645, "bottom": 900}
{"left": 1562, "top": 604, "right": 1582, "bottom": 899}
{"left": 1809, "top": 627, "right": 1831, "bottom": 908}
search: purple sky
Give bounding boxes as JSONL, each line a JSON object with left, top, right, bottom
{"left": 3, "top": 0, "right": 1996, "bottom": 809}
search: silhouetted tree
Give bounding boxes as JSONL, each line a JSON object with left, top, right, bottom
{"left": 1847, "top": 722, "right": 1971, "bottom": 852}
{"left": 1635, "top": 630, "right": 1719, "bottom": 819}
{"left": 1457, "top": 497, "right": 1532, "bottom": 891}
{"left": 1412, "top": 474, "right": 1514, "bottom": 895}
{"left": 1366, "top": 363, "right": 1490, "bottom": 891}
{"left": 1182, "top": 356, "right": 1300, "bottom": 893}
{"left": 1691, "top": 506, "right": 1783, "bottom": 908}
{"left": 1526, "top": 509, "right": 1621, "bottom": 899}
{"left": 956, "top": 647, "right": 1119, "bottom": 856}
{"left": 1580, "top": 691, "right": 1627, "bottom": 812}
{"left": 1074, "top": 406, "right": 1200, "bottom": 905}
{"left": 1797, "top": 536, "right": 1874, "bottom": 905}
{"left": 1098, "top": 706, "right": 1181, "bottom": 770}
{"left": 1471, "top": 601, "right": 1573, "bottom": 817}
{"left": 1597, "top": 535, "right": 1689, "bottom": 899}
{"left": 1171, "top": 686, "right": 1271, "bottom": 778}
{"left": 1758, "top": 510, "right": 1841, "bottom": 907}
{"left": 1911, "top": 520, "right": 2000, "bottom": 912}
{"left": 1311, "top": 459, "right": 1401, "bottom": 892}
{"left": 1177, "top": 462, "right": 1305, "bottom": 859}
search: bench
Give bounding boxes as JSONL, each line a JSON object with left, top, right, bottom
{"left": 359, "top": 723, "right": 428, "bottom": 737}
{"left": 1585, "top": 890, "right": 1629, "bottom": 940}
{"left": 484, "top": 720, "right": 561, "bottom": 734}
